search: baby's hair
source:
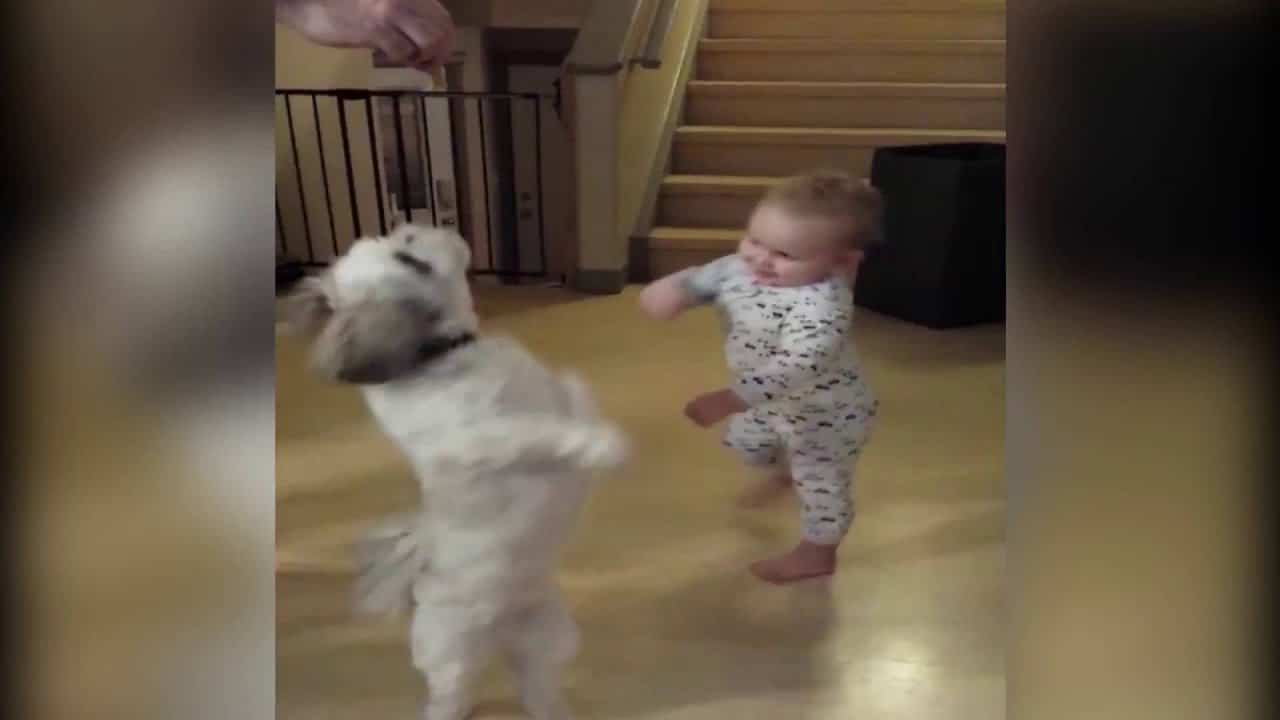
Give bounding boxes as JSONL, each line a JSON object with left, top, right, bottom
{"left": 761, "top": 169, "right": 885, "bottom": 250}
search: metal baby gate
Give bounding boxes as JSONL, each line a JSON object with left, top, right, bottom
{"left": 275, "top": 88, "right": 555, "bottom": 287}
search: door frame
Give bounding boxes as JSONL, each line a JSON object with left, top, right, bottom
{"left": 484, "top": 29, "right": 575, "bottom": 282}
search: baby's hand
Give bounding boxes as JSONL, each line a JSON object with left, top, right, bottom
{"left": 684, "top": 389, "right": 748, "bottom": 428}
{"left": 639, "top": 274, "right": 692, "bottom": 320}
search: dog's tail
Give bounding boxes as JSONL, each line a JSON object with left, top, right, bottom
{"left": 351, "top": 511, "right": 432, "bottom": 617}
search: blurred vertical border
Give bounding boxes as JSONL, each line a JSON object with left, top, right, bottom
{"left": 6, "top": 2, "right": 276, "bottom": 719}
{"left": 1009, "top": 1, "right": 1274, "bottom": 718}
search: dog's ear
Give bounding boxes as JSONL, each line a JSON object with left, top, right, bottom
{"left": 281, "top": 275, "right": 335, "bottom": 336}
{"left": 310, "top": 298, "right": 439, "bottom": 384}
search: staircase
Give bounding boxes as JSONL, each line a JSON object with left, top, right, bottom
{"left": 645, "top": 0, "right": 1006, "bottom": 278}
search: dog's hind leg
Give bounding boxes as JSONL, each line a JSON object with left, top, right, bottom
{"left": 508, "top": 592, "right": 580, "bottom": 720}
{"left": 420, "top": 661, "right": 477, "bottom": 720}
{"left": 411, "top": 606, "right": 490, "bottom": 720}
{"left": 352, "top": 512, "right": 430, "bottom": 617}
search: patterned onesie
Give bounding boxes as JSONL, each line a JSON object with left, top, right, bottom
{"left": 682, "top": 254, "right": 878, "bottom": 545}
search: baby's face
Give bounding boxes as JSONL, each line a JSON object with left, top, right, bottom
{"left": 737, "top": 202, "right": 858, "bottom": 287}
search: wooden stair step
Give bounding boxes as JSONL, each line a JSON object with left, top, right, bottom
{"left": 707, "top": 9, "right": 1004, "bottom": 41}
{"left": 711, "top": 0, "right": 1004, "bottom": 10}
{"left": 687, "top": 80, "right": 1005, "bottom": 98}
{"left": 698, "top": 39, "right": 1006, "bottom": 83}
{"left": 685, "top": 81, "right": 1005, "bottom": 130}
{"left": 645, "top": 227, "right": 743, "bottom": 277}
{"left": 672, "top": 126, "right": 1004, "bottom": 176}
{"left": 700, "top": 38, "right": 1006, "bottom": 54}
{"left": 676, "top": 125, "right": 1005, "bottom": 145}
{"left": 661, "top": 174, "right": 782, "bottom": 195}
{"left": 658, "top": 175, "right": 780, "bottom": 229}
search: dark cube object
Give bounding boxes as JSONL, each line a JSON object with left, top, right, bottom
{"left": 854, "top": 143, "right": 1005, "bottom": 329}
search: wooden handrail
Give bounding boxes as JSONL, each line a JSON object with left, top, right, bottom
{"left": 565, "top": 0, "right": 658, "bottom": 75}
{"left": 631, "top": 0, "right": 676, "bottom": 69}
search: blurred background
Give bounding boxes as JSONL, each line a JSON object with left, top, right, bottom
{"left": 4, "top": 0, "right": 1272, "bottom": 719}
{"left": 8, "top": 1, "right": 274, "bottom": 719}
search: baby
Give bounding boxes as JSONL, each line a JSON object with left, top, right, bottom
{"left": 639, "top": 169, "right": 883, "bottom": 584}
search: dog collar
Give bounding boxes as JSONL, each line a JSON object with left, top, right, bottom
{"left": 414, "top": 332, "right": 476, "bottom": 367}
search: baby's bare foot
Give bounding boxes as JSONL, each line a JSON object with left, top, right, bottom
{"left": 750, "top": 541, "right": 837, "bottom": 584}
{"left": 735, "top": 472, "right": 792, "bottom": 508}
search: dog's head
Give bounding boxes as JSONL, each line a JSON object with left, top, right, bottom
{"left": 283, "top": 224, "right": 479, "bottom": 384}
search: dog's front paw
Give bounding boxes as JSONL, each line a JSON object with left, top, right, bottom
{"left": 579, "top": 423, "right": 629, "bottom": 470}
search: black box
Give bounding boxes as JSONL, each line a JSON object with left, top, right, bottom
{"left": 854, "top": 143, "right": 1006, "bottom": 329}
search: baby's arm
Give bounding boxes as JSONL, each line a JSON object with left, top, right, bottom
{"left": 733, "top": 290, "right": 854, "bottom": 406}
{"left": 639, "top": 255, "right": 737, "bottom": 320}
{"left": 638, "top": 271, "right": 699, "bottom": 320}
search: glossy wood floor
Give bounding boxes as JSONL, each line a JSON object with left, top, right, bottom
{"left": 276, "top": 284, "right": 1005, "bottom": 719}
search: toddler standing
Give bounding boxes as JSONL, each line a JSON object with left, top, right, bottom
{"left": 639, "top": 170, "right": 883, "bottom": 584}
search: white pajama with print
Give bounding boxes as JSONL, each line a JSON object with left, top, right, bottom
{"left": 682, "top": 255, "right": 878, "bottom": 545}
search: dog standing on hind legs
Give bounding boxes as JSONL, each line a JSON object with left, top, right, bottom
{"left": 285, "top": 224, "right": 628, "bottom": 720}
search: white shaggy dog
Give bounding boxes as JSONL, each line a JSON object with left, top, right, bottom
{"left": 285, "top": 224, "right": 627, "bottom": 720}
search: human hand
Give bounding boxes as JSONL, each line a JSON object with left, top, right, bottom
{"left": 639, "top": 274, "right": 693, "bottom": 320}
{"left": 277, "top": 0, "right": 456, "bottom": 70}
{"left": 684, "top": 389, "right": 748, "bottom": 428}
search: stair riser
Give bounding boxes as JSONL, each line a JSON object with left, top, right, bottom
{"left": 686, "top": 95, "right": 1005, "bottom": 130}
{"left": 660, "top": 193, "right": 760, "bottom": 229}
{"left": 698, "top": 50, "right": 1005, "bottom": 83}
{"left": 674, "top": 141, "right": 881, "bottom": 177}
{"left": 707, "top": 12, "right": 1005, "bottom": 40}
{"left": 649, "top": 248, "right": 728, "bottom": 279}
